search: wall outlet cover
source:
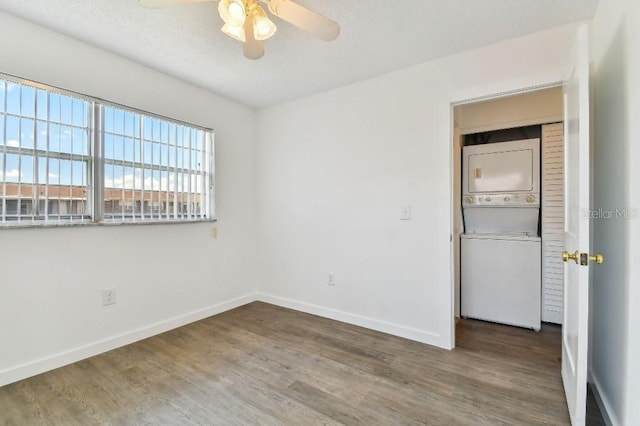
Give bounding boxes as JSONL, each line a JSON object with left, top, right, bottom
{"left": 102, "top": 288, "right": 116, "bottom": 306}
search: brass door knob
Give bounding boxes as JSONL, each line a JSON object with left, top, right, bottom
{"left": 562, "top": 250, "right": 579, "bottom": 264}
{"left": 563, "top": 250, "right": 605, "bottom": 265}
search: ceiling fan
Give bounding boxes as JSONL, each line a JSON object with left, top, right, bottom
{"left": 138, "top": 0, "right": 340, "bottom": 60}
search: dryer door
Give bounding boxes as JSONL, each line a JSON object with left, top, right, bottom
{"left": 463, "top": 139, "right": 540, "bottom": 195}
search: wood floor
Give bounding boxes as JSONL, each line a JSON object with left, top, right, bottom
{"left": 1, "top": 302, "right": 572, "bottom": 425}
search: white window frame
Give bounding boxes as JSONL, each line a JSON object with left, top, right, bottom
{"left": 0, "top": 74, "right": 215, "bottom": 228}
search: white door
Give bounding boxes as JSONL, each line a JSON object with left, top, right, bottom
{"left": 562, "top": 24, "right": 592, "bottom": 425}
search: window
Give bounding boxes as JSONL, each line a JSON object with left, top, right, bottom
{"left": 102, "top": 106, "right": 211, "bottom": 222}
{"left": 0, "top": 80, "right": 91, "bottom": 223}
{"left": 0, "top": 75, "right": 214, "bottom": 226}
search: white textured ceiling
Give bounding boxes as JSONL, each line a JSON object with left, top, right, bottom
{"left": 0, "top": 0, "right": 598, "bottom": 108}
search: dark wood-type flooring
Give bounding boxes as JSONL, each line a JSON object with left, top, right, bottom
{"left": 0, "top": 302, "right": 597, "bottom": 425}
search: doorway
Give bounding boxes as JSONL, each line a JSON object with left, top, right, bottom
{"left": 452, "top": 87, "right": 564, "bottom": 327}
{"left": 439, "top": 79, "right": 565, "bottom": 349}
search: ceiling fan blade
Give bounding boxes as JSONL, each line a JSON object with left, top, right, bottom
{"left": 243, "top": 14, "right": 265, "bottom": 60}
{"left": 267, "top": 0, "right": 339, "bottom": 41}
{"left": 138, "top": 0, "right": 216, "bottom": 8}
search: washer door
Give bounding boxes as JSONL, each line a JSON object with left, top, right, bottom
{"left": 461, "top": 236, "right": 541, "bottom": 329}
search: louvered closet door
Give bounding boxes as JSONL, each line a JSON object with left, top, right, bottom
{"left": 542, "top": 122, "right": 564, "bottom": 324}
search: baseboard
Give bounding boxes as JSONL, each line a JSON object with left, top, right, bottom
{"left": 257, "top": 293, "right": 444, "bottom": 348}
{"left": 0, "top": 293, "right": 258, "bottom": 388}
{"left": 590, "top": 372, "right": 618, "bottom": 426}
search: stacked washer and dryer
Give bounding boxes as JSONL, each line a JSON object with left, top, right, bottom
{"left": 460, "top": 138, "right": 542, "bottom": 331}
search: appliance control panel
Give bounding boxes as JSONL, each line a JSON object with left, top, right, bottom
{"left": 462, "top": 193, "right": 540, "bottom": 207}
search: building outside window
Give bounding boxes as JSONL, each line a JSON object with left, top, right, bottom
{"left": 0, "top": 75, "right": 214, "bottom": 226}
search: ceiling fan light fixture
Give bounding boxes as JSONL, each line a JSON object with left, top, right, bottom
{"left": 140, "top": 0, "right": 340, "bottom": 60}
{"left": 250, "top": 4, "right": 277, "bottom": 41}
{"left": 218, "top": 0, "right": 246, "bottom": 27}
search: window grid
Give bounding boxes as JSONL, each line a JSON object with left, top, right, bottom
{"left": 0, "top": 75, "right": 214, "bottom": 226}
{"left": 102, "top": 107, "right": 209, "bottom": 223}
{"left": 0, "top": 81, "right": 91, "bottom": 224}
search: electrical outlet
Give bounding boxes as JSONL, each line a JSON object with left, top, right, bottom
{"left": 102, "top": 288, "right": 116, "bottom": 306}
{"left": 328, "top": 273, "right": 336, "bottom": 286}
{"left": 401, "top": 205, "right": 412, "bottom": 220}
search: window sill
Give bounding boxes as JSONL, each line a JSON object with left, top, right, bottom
{"left": 0, "top": 218, "right": 217, "bottom": 230}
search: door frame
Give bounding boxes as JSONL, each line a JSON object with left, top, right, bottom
{"left": 439, "top": 73, "right": 564, "bottom": 349}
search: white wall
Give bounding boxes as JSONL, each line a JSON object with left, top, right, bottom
{"left": 591, "top": 0, "right": 640, "bottom": 424}
{"left": 256, "top": 23, "right": 581, "bottom": 348}
{"left": 0, "top": 11, "right": 259, "bottom": 386}
{"left": 457, "top": 87, "right": 563, "bottom": 134}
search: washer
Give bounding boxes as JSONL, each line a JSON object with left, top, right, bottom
{"left": 461, "top": 233, "right": 541, "bottom": 330}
